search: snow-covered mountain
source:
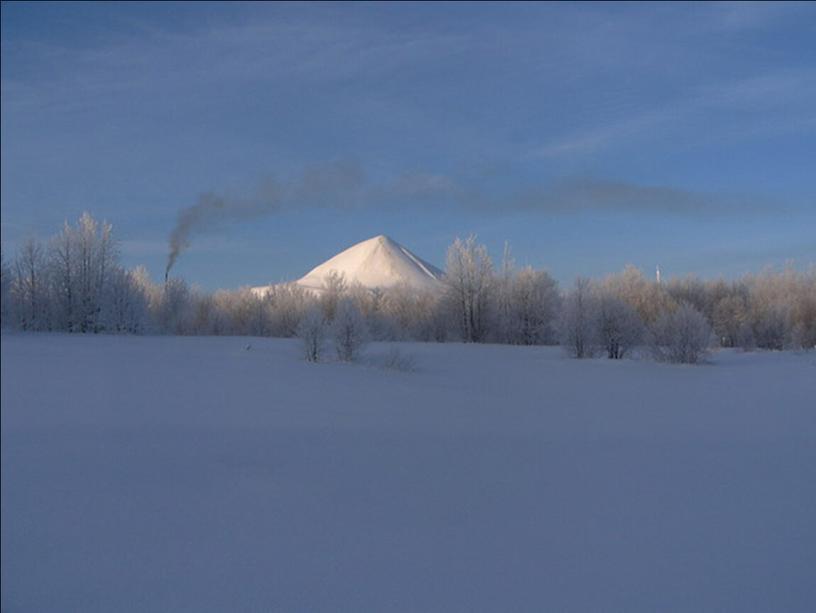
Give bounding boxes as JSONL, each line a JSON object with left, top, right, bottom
{"left": 253, "top": 235, "right": 444, "bottom": 294}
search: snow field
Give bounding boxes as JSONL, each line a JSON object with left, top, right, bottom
{"left": 2, "top": 334, "right": 815, "bottom": 612}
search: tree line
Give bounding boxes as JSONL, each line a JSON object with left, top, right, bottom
{"left": 2, "top": 213, "right": 814, "bottom": 363}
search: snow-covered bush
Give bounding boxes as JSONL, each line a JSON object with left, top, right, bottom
{"left": 332, "top": 298, "right": 369, "bottom": 362}
{"left": 650, "top": 303, "right": 713, "bottom": 364}
{"left": 595, "top": 293, "right": 644, "bottom": 359}
{"left": 297, "top": 306, "right": 327, "bottom": 362}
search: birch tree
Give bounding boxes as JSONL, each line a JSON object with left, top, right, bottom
{"left": 444, "top": 235, "right": 494, "bottom": 343}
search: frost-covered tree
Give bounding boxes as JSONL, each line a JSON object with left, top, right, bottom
{"left": 380, "top": 283, "right": 441, "bottom": 342}
{"left": 444, "top": 235, "right": 494, "bottom": 343}
{"left": 48, "top": 213, "right": 117, "bottom": 332}
{"left": 212, "top": 288, "right": 271, "bottom": 336}
{"left": 266, "top": 283, "right": 311, "bottom": 337}
{"left": 156, "top": 277, "right": 192, "bottom": 335}
{"left": 320, "top": 270, "right": 347, "bottom": 322}
{"left": 712, "top": 290, "right": 749, "bottom": 348}
{"left": 650, "top": 302, "right": 713, "bottom": 364}
{"left": 185, "top": 292, "right": 217, "bottom": 335}
{"left": 102, "top": 267, "right": 151, "bottom": 333}
{"left": 791, "top": 268, "right": 816, "bottom": 350}
{"left": 297, "top": 306, "right": 327, "bottom": 362}
{"left": 605, "top": 265, "right": 672, "bottom": 324}
{"left": 595, "top": 293, "right": 644, "bottom": 359}
{"left": 505, "top": 267, "right": 560, "bottom": 345}
{"left": 0, "top": 246, "right": 11, "bottom": 328}
{"left": 381, "top": 283, "right": 416, "bottom": 340}
{"left": 13, "top": 238, "right": 49, "bottom": 331}
{"left": 742, "top": 269, "right": 799, "bottom": 350}
{"left": 495, "top": 241, "right": 515, "bottom": 343}
{"left": 332, "top": 298, "right": 369, "bottom": 361}
{"left": 666, "top": 275, "right": 709, "bottom": 317}
{"left": 559, "top": 278, "right": 599, "bottom": 358}
{"left": 347, "top": 283, "right": 388, "bottom": 339}
{"left": 751, "top": 305, "right": 792, "bottom": 350}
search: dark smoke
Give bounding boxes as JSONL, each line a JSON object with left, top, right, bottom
{"left": 165, "top": 191, "right": 282, "bottom": 281}
{"left": 164, "top": 161, "right": 364, "bottom": 278}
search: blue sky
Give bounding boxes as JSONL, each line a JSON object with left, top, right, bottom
{"left": 2, "top": 1, "right": 814, "bottom": 289}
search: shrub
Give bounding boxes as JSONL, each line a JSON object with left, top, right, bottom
{"left": 650, "top": 303, "right": 713, "bottom": 364}
{"left": 296, "top": 306, "right": 326, "bottom": 362}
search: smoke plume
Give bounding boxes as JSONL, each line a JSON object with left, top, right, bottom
{"left": 164, "top": 161, "right": 365, "bottom": 279}
{"left": 165, "top": 162, "right": 757, "bottom": 279}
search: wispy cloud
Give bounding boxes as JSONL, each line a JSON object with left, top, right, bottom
{"left": 0, "top": 15, "right": 470, "bottom": 117}
{"left": 535, "top": 69, "right": 816, "bottom": 159}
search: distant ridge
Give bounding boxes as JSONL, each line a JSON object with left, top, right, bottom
{"left": 252, "top": 235, "right": 444, "bottom": 294}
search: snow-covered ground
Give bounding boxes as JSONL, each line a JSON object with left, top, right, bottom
{"left": 2, "top": 334, "right": 815, "bottom": 612}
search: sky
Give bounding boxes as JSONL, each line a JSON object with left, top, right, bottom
{"left": 2, "top": 1, "right": 814, "bottom": 290}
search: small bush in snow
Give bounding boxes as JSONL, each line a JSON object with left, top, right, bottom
{"left": 596, "top": 294, "right": 644, "bottom": 359}
{"left": 382, "top": 346, "right": 417, "bottom": 372}
{"left": 650, "top": 303, "right": 713, "bottom": 364}
{"left": 297, "top": 307, "right": 327, "bottom": 362}
{"left": 332, "top": 299, "right": 369, "bottom": 362}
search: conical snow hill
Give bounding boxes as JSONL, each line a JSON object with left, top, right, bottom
{"left": 253, "top": 235, "right": 444, "bottom": 294}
